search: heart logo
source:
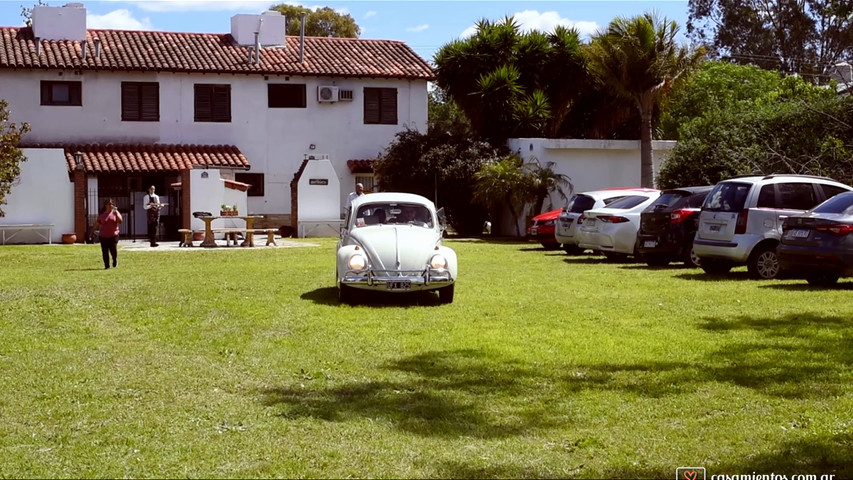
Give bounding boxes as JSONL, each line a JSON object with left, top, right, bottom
{"left": 684, "top": 471, "right": 697, "bottom": 480}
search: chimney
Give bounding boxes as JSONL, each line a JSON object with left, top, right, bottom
{"left": 32, "top": 3, "right": 87, "bottom": 42}
{"left": 81, "top": 41, "right": 87, "bottom": 60}
{"left": 94, "top": 37, "right": 101, "bottom": 59}
{"left": 299, "top": 12, "right": 305, "bottom": 64}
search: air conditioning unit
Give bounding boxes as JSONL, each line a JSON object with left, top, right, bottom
{"left": 317, "top": 85, "right": 339, "bottom": 103}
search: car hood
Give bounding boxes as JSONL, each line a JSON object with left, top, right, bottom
{"left": 349, "top": 226, "right": 441, "bottom": 271}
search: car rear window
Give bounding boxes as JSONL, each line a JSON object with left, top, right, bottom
{"left": 812, "top": 192, "right": 853, "bottom": 214}
{"left": 605, "top": 195, "right": 649, "bottom": 210}
{"left": 645, "top": 192, "right": 689, "bottom": 213}
{"left": 567, "top": 194, "right": 597, "bottom": 213}
{"left": 704, "top": 182, "right": 750, "bottom": 212}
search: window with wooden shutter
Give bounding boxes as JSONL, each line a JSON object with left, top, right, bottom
{"left": 194, "top": 84, "right": 231, "bottom": 122}
{"left": 363, "top": 87, "right": 397, "bottom": 125}
{"left": 121, "top": 82, "right": 159, "bottom": 121}
{"left": 268, "top": 84, "right": 307, "bottom": 108}
{"left": 40, "top": 81, "right": 82, "bottom": 106}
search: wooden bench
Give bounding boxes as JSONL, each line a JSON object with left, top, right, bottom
{"left": 0, "top": 223, "right": 54, "bottom": 245}
{"left": 178, "top": 228, "right": 277, "bottom": 247}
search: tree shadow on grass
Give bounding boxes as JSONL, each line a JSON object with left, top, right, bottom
{"left": 260, "top": 349, "right": 566, "bottom": 438}
{"left": 259, "top": 312, "right": 853, "bottom": 457}
{"left": 603, "top": 432, "right": 853, "bottom": 479}
{"left": 760, "top": 281, "right": 853, "bottom": 291}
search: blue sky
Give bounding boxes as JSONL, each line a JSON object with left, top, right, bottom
{"left": 0, "top": 0, "right": 691, "bottom": 62}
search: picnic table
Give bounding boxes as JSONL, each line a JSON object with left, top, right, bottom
{"left": 197, "top": 215, "right": 264, "bottom": 248}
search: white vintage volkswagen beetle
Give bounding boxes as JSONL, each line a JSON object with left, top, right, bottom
{"left": 336, "top": 192, "right": 457, "bottom": 304}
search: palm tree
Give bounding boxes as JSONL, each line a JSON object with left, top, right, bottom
{"left": 472, "top": 155, "right": 528, "bottom": 236}
{"left": 586, "top": 12, "right": 705, "bottom": 187}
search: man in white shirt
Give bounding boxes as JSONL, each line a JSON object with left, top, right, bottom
{"left": 143, "top": 185, "right": 163, "bottom": 247}
{"left": 344, "top": 182, "right": 364, "bottom": 212}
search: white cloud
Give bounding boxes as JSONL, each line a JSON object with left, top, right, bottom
{"left": 406, "top": 24, "right": 429, "bottom": 33}
{"left": 364, "top": 11, "right": 377, "bottom": 19}
{"left": 460, "top": 10, "right": 600, "bottom": 40}
{"left": 87, "top": 9, "right": 154, "bottom": 30}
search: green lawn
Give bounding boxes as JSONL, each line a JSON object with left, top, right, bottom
{"left": 1, "top": 238, "right": 851, "bottom": 478}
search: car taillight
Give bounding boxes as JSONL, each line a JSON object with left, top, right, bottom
{"left": 578, "top": 214, "right": 585, "bottom": 224}
{"left": 599, "top": 215, "right": 630, "bottom": 224}
{"left": 814, "top": 224, "right": 853, "bottom": 236}
{"left": 669, "top": 209, "right": 693, "bottom": 225}
{"left": 735, "top": 209, "right": 749, "bottom": 234}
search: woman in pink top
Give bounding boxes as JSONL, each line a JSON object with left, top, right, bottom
{"left": 93, "top": 198, "right": 123, "bottom": 269}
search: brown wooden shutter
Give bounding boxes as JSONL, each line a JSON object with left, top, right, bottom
{"left": 194, "top": 85, "right": 211, "bottom": 121}
{"left": 212, "top": 85, "right": 231, "bottom": 122}
{"left": 121, "top": 83, "right": 140, "bottom": 120}
{"left": 140, "top": 84, "right": 159, "bottom": 121}
{"left": 380, "top": 88, "right": 397, "bottom": 124}
{"left": 364, "top": 88, "right": 379, "bottom": 124}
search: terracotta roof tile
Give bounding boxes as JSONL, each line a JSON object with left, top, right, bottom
{"left": 0, "top": 27, "right": 434, "bottom": 80}
{"left": 347, "top": 159, "right": 376, "bottom": 173}
{"left": 20, "top": 143, "right": 249, "bottom": 173}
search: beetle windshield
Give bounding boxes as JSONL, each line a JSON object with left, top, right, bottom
{"left": 354, "top": 203, "right": 433, "bottom": 228}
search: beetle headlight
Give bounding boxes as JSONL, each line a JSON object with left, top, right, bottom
{"left": 348, "top": 253, "right": 367, "bottom": 270}
{"left": 429, "top": 254, "right": 448, "bottom": 269}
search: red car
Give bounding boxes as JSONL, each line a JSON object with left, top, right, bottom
{"left": 527, "top": 208, "right": 562, "bottom": 249}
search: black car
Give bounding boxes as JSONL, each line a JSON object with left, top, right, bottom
{"left": 636, "top": 186, "right": 713, "bottom": 267}
{"left": 778, "top": 191, "right": 853, "bottom": 286}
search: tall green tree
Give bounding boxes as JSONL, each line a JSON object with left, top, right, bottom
{"left": 687, "top": 0, "right": 853, "bottom": 79}
{"left": 427, "top": 87, "right": 471, "bottom": 137}
{"left": 586, "top": 12, "right": 705, "bottom": 187}
{"left": 658, "top": 75, "right": 852, "bottom": 188}
{"left": 0, "top": 99, "right": 31, "bottom": 217}
{"left": 269, "top": 4, "right": 360, "bottom": 38}
{"left": 433, "top": 17, "right": 587, "bottom": 144}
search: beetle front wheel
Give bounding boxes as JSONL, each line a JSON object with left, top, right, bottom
{"left": 438, "top": 284, "right": 455, "bottom": 304}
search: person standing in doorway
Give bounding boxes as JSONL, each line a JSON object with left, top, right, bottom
{"left": 344, "top": 182, "right": 365, "bottom": 212}
{"left": 143, "top": 185, "right": 163, "bottom": 247}
{"left": 93, "top": 198, "right": 122, "bottom": 269}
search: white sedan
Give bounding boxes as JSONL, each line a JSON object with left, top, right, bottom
{"left": 577, "top": 190, "right": 661, "bottom": 260}
{"left": 336, "top": 192, "right": 457, "bottom": 304}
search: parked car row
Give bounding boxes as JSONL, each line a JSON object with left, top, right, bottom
{"left": 529, "top": 174, "right": 853, "bottom": 285}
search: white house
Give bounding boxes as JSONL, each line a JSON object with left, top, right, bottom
{"left": 0, "top": 3, "right": 432, "bottom": 242}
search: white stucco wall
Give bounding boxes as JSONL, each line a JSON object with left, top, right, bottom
{"left": 506, "top": 138, "right": 677, "bottom": 235}
{"left": 0, "top": 70, "right": 428, "bottom": 219}
{"left": 1, "top": 148, "right": 74, "bottom": 243}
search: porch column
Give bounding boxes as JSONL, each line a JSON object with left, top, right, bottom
{"left": 73, "top": 168, "right": 87, "bottom": 243}
{"left": 181, "top": 169, "right": 192, "bottom": 229}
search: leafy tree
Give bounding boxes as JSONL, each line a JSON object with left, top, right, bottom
{"left": 374, "top": 129, "right": 503, "bottom": 235}
{"left": 427, "top": 86, "right": 471, "bottom": 137}
{"left": 269, "top": 4, "right": 360, "bottom": 38}
{"left": 659, "top": 61, "right": 784, "bottom": 140}
{"left": 658, "top": 77, "right": 853, "bottom": 188}
{"left": 0, "top": 99, "right": 31, "bottom": 217}
{"left": 687, "top": 0, "right": 853, "bottom": 79}
{"left": 472, "top": 155, "right": 572, "bottom": 236}
{"left": 433, "top": 17, "right": 587, "bottom": 144}
{"left": 586, "top": 12, "right": 706, "bottom": 187}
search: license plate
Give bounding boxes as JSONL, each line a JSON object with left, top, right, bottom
{"left": 530, "top": 227, "right": 538, "bottom": 235}
{"left": 586, "top": 219, "right": 596, "bottom": 227}
{"left": 788, "top": 229, "right": 810, "bottom": 238}
{"left": 643, "top": 240, "right": 657, "bottom": 248}
{"left": 708, "top": 224, "right": 721, "bottom": 232}
{"left": 387, "top": 280, "right": 411, "bottom": 291}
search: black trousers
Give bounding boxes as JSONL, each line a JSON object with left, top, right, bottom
{"left": 148, "top": 220, "right": 158, "bottom": 245}
{"left": 100, "top": 236, "right": 118, "bottom": 267}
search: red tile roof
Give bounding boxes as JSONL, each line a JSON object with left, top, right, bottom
{"left": 347, "top": 159, "right": 377, "bottom": 173}
{"left": 0, "top": 27, "right": 434, "bottom": 80}
{"left": 21, "top": 143, "right": 249, "bottom": 173}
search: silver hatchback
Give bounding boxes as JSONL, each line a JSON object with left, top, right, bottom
{"left": 693, "top": 174, "right": 852, "bottom": 279}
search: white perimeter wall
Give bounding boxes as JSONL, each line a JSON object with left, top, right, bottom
{"left": 0, "top": 70, "right": 428, "bottom": 217}
{"left": 507, "top": 138, "right": 677, "bottom": 234}
{"left": 2, "top": 148, "right": 74, "bottom": 243}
